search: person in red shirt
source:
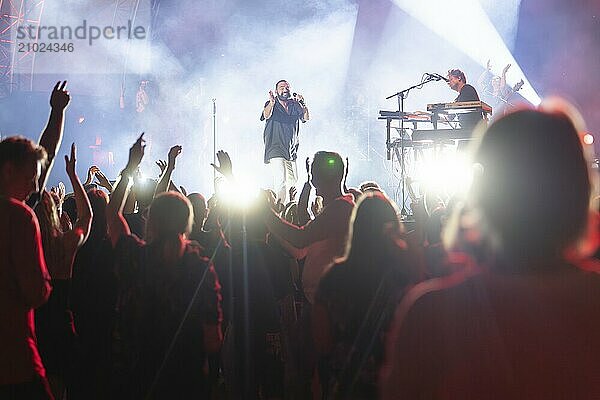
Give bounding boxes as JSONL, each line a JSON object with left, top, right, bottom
{"left": 0, "top": 81, "right": 70, "bottom": 400}
{"left": 0, "top": 137, "right": 53, "bottom": 399}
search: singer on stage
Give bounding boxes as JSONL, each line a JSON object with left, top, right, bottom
{"left": 261, "top": 79, "right": 309, "bottom": 202}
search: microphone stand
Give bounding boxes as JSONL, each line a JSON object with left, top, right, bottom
{"left": 385, "top": 75, "right": 438, "bottom": 218}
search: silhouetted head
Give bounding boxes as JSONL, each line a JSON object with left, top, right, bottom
{"left": 359, "top": 181, "right": 382, "bottom": 193}
{"left": 311, "top": 151, "right": 345, "bottom": 196}
{"left": 187, "top": 192, "right": 207, "bottom": 231}
{"left": 466, "top": 106, "right": 591, "bottom": 260}
{"left": 0, "top": 136, "right": 47, "bottom": 201}
{"left": 146, "top": 191, "right": 193, "bottom": 243}
{"left": 346, "top": 191, "right": 405, "bottom": 266}
{"left": 87, "top": 188, "right": 109, "bottom": 239}
{"left": 133, "top": 177, "right": 157, "bottom": 210}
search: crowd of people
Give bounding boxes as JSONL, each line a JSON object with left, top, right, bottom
{"left": 2, "top": 81, "right": 600, "bottom": 400}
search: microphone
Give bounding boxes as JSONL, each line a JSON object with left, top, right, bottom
{"left": 433, "top": 73, "right": 449, "bottom": 83}
{"left": 292, "top": 92, "right": 306, "bottom": 107}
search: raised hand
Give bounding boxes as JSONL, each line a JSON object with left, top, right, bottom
{"left": 294, "top": 92, "right": 304, "bottom": 102}
{"left": 269, "top": 90, "right": 276, "bottom": 103}
{"left": 311, "top": 196, "right": 323, "bottom": 216}
{"left": 58, "top": 182, "right": 66, "bottom": 203}
{"left": 211, "top": 150, "right": 233, "bottom": 178}
{"left": 85, "top": 165, "right": 99, "bottom": 185}
{"left": 126, "top": 132, "right": 145, "bottom": 171}
{"left": 50, "top": 182, "right": 66, "bottom": 206}
{"left": 65, "top": 143, "right": 77, "bottom": 177}
{"left": 167, "top": 145, "right": 182, "bottom": 169}
{"left": 156, "top": 159, "right": 167, "bottom": 175}
{"left": 502, "top": 63, "right": 511, "bottom": 74}
{"left": 50, "top": 81, "right": 71, "bottom": 110}
{"left": 289, "top": 186, "right": 297, "bottom": 202}
{"left": 94, "top": 169, "right": 113, "bottom": 191}
{"left": 486, "top": 59, "right": 492, "bottom": 71}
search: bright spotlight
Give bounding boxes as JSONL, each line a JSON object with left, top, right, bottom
{"left": 217, "top": 177, "right": 261, "bottom": 210}
{"left": 584, "top": 133, "right": 594, "bottom": 145}
{"left": 391, "top": 0, "right": 541, "bottom": 105}
{"left": 413, "top": 149, "right": 474, "bottom": 204}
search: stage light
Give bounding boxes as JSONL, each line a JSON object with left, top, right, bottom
{"left": 217, "top": 176, "right": 261, "bottom": 210}
{"left": 391, "top": 0, "right": 541, "bottom": 105}
{"left": 413, "top": 148, "right": 474, "bottom": 206}
{"left": 584, "top": 133, "right": 594, "bottom": 145}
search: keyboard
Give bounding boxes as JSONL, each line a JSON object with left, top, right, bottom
{"left": 427, "top": 101, "right": 492, "bottom": 115}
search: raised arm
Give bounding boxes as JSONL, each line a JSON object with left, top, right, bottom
{"left": 295, "top": 93, "right": 310, "bottom": 122}
{"left": 107, "top": 133, "right": 145, "bottom": 247}
{"left": 263, "top": 197, "right": 349, "bottom": 249}
{"left": 94, "top": 168, "right": 114, "bottom": 193}
{"left": 297, "top": 157, "right": 312, "bottom": 226}
{"left": 500, "top": 63, "right": 511, "bottom": 90}
{"left": 64, "top": 143, "right": 93, "bottom": 248}
{"left": 155, "top": 145, "right": 182, "bottom": 195}
{"left": 477, "top": 60, "right": 492, "bottom": 90}
{"left": 38, "top": 81, "right": 71, "bottom": 191}
{"left": 262, "top": 91, "right": 276, "bottom": 120}
{"left": 155, "top": 159, "right": 180, "bottom": 193}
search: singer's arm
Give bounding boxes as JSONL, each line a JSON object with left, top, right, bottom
{"left": 301, "top": 104, "right": 309, "bottom": 122}
{"left": 262, "top": 91, "right": 277, "bottom": 121}
{"left": 262, "top": 100, "right": 275, "bottom": 120}
{"left": 297, "top": 96, "right": 309, "bottom": 122}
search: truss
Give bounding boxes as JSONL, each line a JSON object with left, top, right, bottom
{"left": 0, "top": 0, "right": 45, "bottom": 97}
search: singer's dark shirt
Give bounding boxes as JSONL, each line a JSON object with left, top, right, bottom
{"left": 261, "top": 99, "right": 305, "bottom": 163}
{"left": 455, "top": 84, "right": 483, "bottom": 129}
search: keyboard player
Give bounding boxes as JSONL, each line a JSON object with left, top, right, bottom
{"left": 446, "top": 68, "right": 484, "bottom": 130}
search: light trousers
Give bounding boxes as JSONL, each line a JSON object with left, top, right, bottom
{"left": 268, "top": 157, "right": 298, "bottom": 203}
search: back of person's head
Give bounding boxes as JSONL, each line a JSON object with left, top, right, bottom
{"left": 346, "top": 191, "right": 405, "bottom": 267}
{"left": 0, "top": 136, "right": 47, "bottom": 169}
{"left": 87, "top": 188, "right": 109, "bottom": 239}
{"left": 346, "top": 187, "right": 363, "bottom": 202}
{"left": 359, "top": 180, "right": 382, "bottom": 193}
{"left": 146, "top": 191, "right": 193, "bottom": 242}
{"left": 0, "top": 136, "right": 47, "bottom": 199}
{"left": 311, "top": 151, "right": 345, "bottom": 189}
{"left": 187, "top": 193, "right": 207, "bottom": 230}
{"left": 134, "top": 177, "right": 157, "bottom": 210}
{"left": 466, "top": 105, "right": 590, "bottom": 259}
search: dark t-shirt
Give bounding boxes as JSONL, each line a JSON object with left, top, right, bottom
{"left": 315, "top": 260, "right": 408, "bottom": 398}
{"left": 455, "top": 84, "right": 483, "bottom": 129}
{"left": 261, "top": 99, "right": 305, "bottom": 163}
{"left": 113, "top": 234, "right": 222, "bottom": 399}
